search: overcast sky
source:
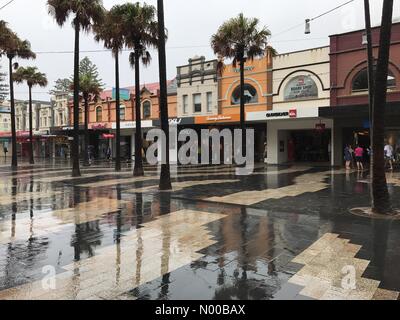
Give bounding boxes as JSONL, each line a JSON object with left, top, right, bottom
{"left": 1, "top": 0, "right": 399, "bottom": 101}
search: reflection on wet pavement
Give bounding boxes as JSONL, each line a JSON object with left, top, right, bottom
{"left": 0, "top": 162, "right": 400, "bottom": 300}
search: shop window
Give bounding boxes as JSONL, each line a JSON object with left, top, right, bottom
{"left": 231, "top": 84, "right": 258, "bottom": 105}
{"left": 143, "top": 101, "right": 151, "bottom": 119}
{"left": 120, "top": 105, "right": 126, "bottom": 121}
{"left": 206, "top": 92, "right": 213, "bottom": 112}
{"left": 193, "top": 93, "right": 202, "bottom": 113}
{"left": 284, "top": 75, "right": 318, "bottom": 101}
{"left": 183, "top": 95, "right": 188, "bottom": 114}
{"left": 352, "top": 68, "right": 396, "bottom": 92}
{"left": 96, "top": 106, "right": 102, "bottom": 122}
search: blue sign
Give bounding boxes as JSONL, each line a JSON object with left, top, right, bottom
{"left": 112, "top": 88, "right": 130, "bottom": 101}
{"left": 363, "top": 120, "right": 371, "bottom": 129}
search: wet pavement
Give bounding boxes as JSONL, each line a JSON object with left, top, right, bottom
{"left": 0, "top": 159, "right": 400, "bottom": 300}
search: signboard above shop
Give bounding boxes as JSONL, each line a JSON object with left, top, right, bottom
{"left": 284, "top": 75, "right": 318, "bottom": 101}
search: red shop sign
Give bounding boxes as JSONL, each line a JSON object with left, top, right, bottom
{"left": 102, "top": 133, "right": 115, "bottom": 139}
{"left": 289, "top": 109, "right": 297, "bottom": 118}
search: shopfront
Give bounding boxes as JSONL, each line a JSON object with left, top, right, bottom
{"left": 319, "top": 103, "right": 400, "bottom": 166}
{"left": 249, "top": 107, "right": 333, "bottom": 165}
{"left": 111, "top": 120, "right": 155, "bottom": 161}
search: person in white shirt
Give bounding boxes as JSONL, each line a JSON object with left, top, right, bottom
{"left": 384, "top": 143, "right": 394, "bottom": 170}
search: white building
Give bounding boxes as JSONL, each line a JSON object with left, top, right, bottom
{"left": 177, "top": 56, "right": 218, "bottom": 118}
{"left": 248, "top": 46, "right": 332, "bottom": 165}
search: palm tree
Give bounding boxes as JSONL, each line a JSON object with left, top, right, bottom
{"left": 157, "top": 0, "right": 172, "bottom": 191}
{"left": 94, "top": 7, "right": 125, "bottom": 172}
{"left": 118, "top": 2, "right": 159, "bottom": 177}
{"left": 13, "top": 67, "right": 48, "bottom": 165}
{"left": 71, "top": 57, "right": 103, "bottom": 167}
{"left": 48, "top": 0, "right": 105, "bottom": 177}
{"left": 0, "top": 21, "right": 36, "bottom": 169}
{"left": 211, "top": 13, "right": 271, "bottom": 158}
{"left": 371, "top": 0, "right": 394, "bottom": 214}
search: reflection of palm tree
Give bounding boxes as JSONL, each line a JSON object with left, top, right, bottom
{"left": 371, "top": 219, "right": 390, "bottom": 280}
{"left": 115, "top": 186, "right": 122, "bottom": 285}
{"left": 159, "top": 192, "right": 172, "bottom": 298}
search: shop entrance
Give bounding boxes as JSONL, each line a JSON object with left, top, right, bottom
{"left": 289, "top": 129, "right": 331, "bottom": 163}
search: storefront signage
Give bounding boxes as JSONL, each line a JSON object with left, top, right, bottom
{"left": 112, "top": 120, "right": 154, "bottom": 130}
{"left": 102, "top": 133, "right": 115, "bottom": 139}
{"left": 266, "top": 112, "right": 289, "bottom": 118}
{"left": 284, "top": 75, "right": 318, "bottom": 101}
{"left": 90, "top": 123, "right": 108, "bottom": 130}
{"left": 233, "top": 66, "right": 255, "bottom": 73}
{"left": 195, "top": 114, "right": 241, "bottom": 124}
{"left": 154, "top": 117, "right": 195, "bottom": 127}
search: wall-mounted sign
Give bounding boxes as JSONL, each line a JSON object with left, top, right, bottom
{"left": 112, "top": 120, "right": 154, "bottom": 130}
{"left": 289, "top": 109, "right": 297, "bottom": 118}
{"left": 195, "top": 114, "right": 241, "bottom": 124}
{"left": 102, "top": 133, "right": 115, "bottom": 139}
{"left": 233, "top": 66, "right": 255, "bottom": 73}
{"left": 284, "top": 75, "right": 318, "bottom": 101}
{"left": 90, "top": 123, "right": 108, "bottom": 130}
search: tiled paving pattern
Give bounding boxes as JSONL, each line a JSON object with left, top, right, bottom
{"left": 0, "top": 210, "right": 225, "bottom": 300}
{"left": 0, "top": 160, "right": 400, "bottom": 300}
{"left": 288, "top": 233, "right": 399, "bottom": 300}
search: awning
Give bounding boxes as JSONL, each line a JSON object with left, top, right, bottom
{"left": 319, "top": 102, "right": 400, "bottom": 119}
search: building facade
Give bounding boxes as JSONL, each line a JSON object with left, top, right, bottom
{"left": 177, "top": 56, "right": 218, "bottom": 118}
{"left": 67, "top": 81, "right": 178, "bottom": 161}
{"left": 255, "top": 46, "right": 332, "bottom": 165}
{"left": 320, "top": 22, "right": 400, "bottom": 166}
{"left": 0, "top": 105, "right": 11, "bottom": 157}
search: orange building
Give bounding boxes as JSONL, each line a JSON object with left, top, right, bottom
{"left": 192, "top": 50, "right": 273, "bottom": 161}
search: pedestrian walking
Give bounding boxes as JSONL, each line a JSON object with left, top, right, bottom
{"left": 354, "top": 145, "right": 364, "bottom": 171}
{"left": 384, "top": 142, "right": 394, "bottom": 171}
{"left": 106, "top": 146, "right": 111, "bottom": 161}
{"left": 3, "top": 146, "right": 7, "bottom": 162}
{"left": 344, "top": 144, "right": 352, "bottom": 170}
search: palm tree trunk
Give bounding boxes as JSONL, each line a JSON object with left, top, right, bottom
{"left": 115, "top": 52, "right": 121, "bottom": 172}
{"left": 134, "top": 45, "right": 144, "bottom": 177}
{"left": 157, "top": 0, "right": 172, "bottom": 191}
{"left": 28, "top": 85, "right": 34, "bottom": 165}
{"left": 8, "top": 55, "right": 17, "bottom": 170}
{"left": 72, "top": 22, "right": 81, "bottom": 177}
{"left": 239, "top": 58, "right": 246, "bottom": 159}
{"left": 371, "top": 0, "right": 393, "bottom": 214}
{"left": 83, "top": 95, "right": 90, "bottom": 167}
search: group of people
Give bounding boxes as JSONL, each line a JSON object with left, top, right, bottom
{"left": 344, "top": 142, "right": 396, "bottom": 171}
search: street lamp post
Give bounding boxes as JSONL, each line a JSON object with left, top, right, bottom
{"left": 364, "top": 0, "right": 375, "bottom": 140}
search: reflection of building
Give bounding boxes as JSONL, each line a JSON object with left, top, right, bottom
{"left": 320, "top": 22, "right": 400, "bottom": 166}
{"left": 254, "top": 46, "right": 331, "bottom": 165}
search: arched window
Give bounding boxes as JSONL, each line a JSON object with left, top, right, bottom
{"left": 120, "top": 105, "right": 126, "bottom": 121}
{"left": 96, "top": 106, "right": 102, "bottom": 122}
{"left": 352, "top": 68, "right": 396, "bottom": 92}
{"left": 284, "top": 75, "right": 318, "bottom": 101}
{"left": 231, "top": 84, "right": 258, "bottom": 105}
{"left": 143, "top": 101, "right": 151, "bottom": 119}
{"left": 79, "top": 108, "right": 84, "bottom": 124}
